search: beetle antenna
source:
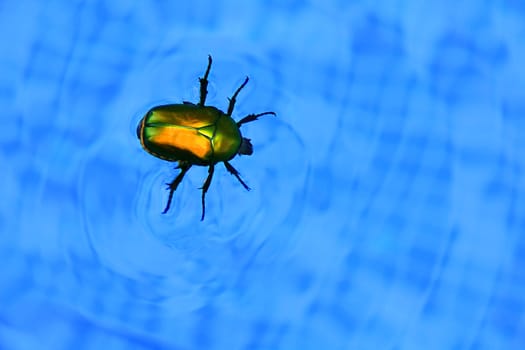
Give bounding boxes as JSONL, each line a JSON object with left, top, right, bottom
{"left": 237, "top": 111, "right": 276, "bottom": 127}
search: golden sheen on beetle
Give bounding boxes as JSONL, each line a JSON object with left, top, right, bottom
{"left": 137, "top": 55, "right": 275, "bottom": 220}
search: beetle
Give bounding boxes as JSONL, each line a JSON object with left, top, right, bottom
{"left": 137, "top": 55, "right": 275, "bottom": 220}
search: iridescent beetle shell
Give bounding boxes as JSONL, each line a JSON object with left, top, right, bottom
{"left": 136, "top": 56, "right": 275, "bottom": 220}
{"left": 138, "top": 105, "right": 243, "bottom": 165}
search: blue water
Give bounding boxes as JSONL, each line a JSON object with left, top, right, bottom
{"left": 1, "top": 1, "right": 524, "bottom": 349}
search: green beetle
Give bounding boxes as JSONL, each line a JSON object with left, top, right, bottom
{"left": 137, "top": 55, "right": 275, "bottom": 220}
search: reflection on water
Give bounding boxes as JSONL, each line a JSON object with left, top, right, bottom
{"left": 1, "top": 0, "right": 525, "bottom": 349}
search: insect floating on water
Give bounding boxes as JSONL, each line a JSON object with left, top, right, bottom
{"left": 137, "top": 55, "right": 275, "bottom": 220}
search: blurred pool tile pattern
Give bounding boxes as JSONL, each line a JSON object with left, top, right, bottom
{"left": 1, "top": 0, "right": 524, "bottom": 349}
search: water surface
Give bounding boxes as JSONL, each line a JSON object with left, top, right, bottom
{"left": 1, "top": 1, "right": 524, "bottom": 349}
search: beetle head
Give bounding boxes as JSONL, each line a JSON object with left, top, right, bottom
{"left": 238, "top": 137, "right": 253, "bottom": 156}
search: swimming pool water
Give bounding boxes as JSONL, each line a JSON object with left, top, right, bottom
{"left": 1, "top": 1, "right": 524, "bottom": 349}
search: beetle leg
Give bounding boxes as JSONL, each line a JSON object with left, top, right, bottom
{"left": 224, "top": 161, "right": 250, "bottom": 191}
{"left": 200, "top": 164, "right": 215, "bottom": 221}
{"left": 237, "top": 111, "right": 276, "bottom": 127}
{"left": 227, "top": 77, "right": 249, "bottom": 115}
{"left": 199, "top": 55, "right": 213, "bottom": 106}
{"left": 162, "top": 163, "right": 192, "bottom": 214}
